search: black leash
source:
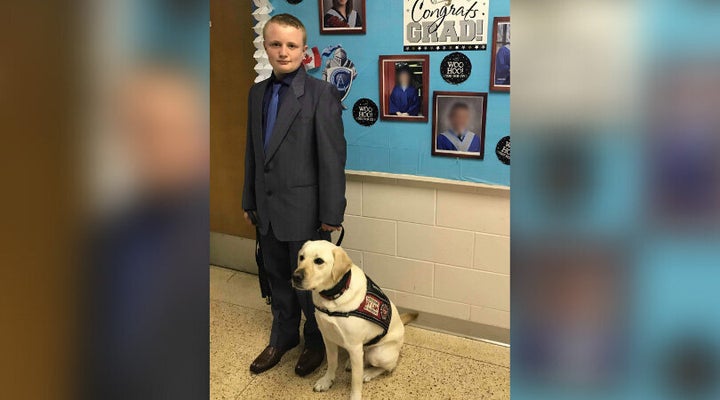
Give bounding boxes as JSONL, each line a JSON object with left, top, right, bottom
{"left": 334, "top": 225, "right": 345, "bottom": 246}
{"left": 255, "top": 226, "right": 272, "bottom": 305}
{"left": 319, "top": 224, "right": 344, "bottom": 246}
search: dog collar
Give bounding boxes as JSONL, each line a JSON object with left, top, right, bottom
{"left": 318, "top": 270, "right": 352, "bottom": 300}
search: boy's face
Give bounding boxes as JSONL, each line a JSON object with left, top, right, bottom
{"left": 398, "top": 71, "right": 410, "bottom": 87}
{"left": 449, "top": 108, "right": 470, "bottom": 134}
{"left": 263, "top": 22, "right": 307, "bottom": 77}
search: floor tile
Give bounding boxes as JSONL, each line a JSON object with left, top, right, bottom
{"left": 210, "top": 267, "right": 510, "bottom": 399}
{"left": 211, "top": 265, "right": 235, "bottom": 285}
{"left": 240, "top": 344, "right": 509, "bottom": 399}
{"left": 404, "top": 326, "right": 510, "bottom": 368}
{"left": 210, "top": 301, "right": 271, "bottom": 400}
{"left": 210, "top": 266, "right": 269, "bottom": 312}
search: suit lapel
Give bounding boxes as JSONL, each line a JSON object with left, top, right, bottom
{"left": 252, "top": 80, "right": 268, "bottom": 163}
{"left": 264, "top": 68, "right": 307, "bottom": 164}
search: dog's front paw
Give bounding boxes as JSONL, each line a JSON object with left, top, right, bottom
{"left": 313, "top": 376, "right": 334, "bottom": 392}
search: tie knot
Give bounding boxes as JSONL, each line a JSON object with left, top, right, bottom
{"left": 272, "top": 82, "right": 282, "bottom": 94}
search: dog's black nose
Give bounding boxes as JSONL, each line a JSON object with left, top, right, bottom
{"left": 292, "top": 270, "right": 304, "bottom": 284}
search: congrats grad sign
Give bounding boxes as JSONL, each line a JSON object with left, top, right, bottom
{"left": 404, "top": 0, "right": 490, "bottom": 51}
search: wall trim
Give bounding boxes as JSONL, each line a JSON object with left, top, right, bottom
{"left": 210, "top": 232, "right": 258, "bottom": 273}
{"left": 345, "top": 170, "right": 510, "bottom": 194}
{"left": 398, "top": 306, "right": 510, "bottom": 345}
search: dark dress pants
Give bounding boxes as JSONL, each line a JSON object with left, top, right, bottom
{"left": 259, "top": 225, "right": 330, "bottom": 351}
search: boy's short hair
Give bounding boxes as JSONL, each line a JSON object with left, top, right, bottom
{"left": 449, "top": 102, "right": 470, "bottom": 117}
{"left": 263, "top": 14, "right": 307, "bottom": 45}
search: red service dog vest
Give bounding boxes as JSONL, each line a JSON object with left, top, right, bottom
{"left": 315, "top": 274, "right": 392, "bottom": 346}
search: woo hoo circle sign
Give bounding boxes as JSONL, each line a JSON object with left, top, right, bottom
{"left": 440, "top": 52, "right": 472, "bottom": 84}
{"left": 496, "top": 136, "right": 510, "bottom": 165}
{"left": 352, "top": 98, "right": 378, "bottom": 126}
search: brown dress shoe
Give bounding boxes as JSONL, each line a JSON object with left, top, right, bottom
{"left": 250, "top": 346, "right": 288, "bottom": 374}
{"left": 295, "top": 347, "right": 325, "bottom": 376}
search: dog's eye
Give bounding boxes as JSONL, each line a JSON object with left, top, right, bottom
{"left": 313, "top": 258, "right": 324, "bottom": 265}
{"left": 299, "top": 255, "right": 304, "bottom": 261}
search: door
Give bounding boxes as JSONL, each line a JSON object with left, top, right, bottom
{"left": 210, "top": 0, "right": 255, "bottom": 239}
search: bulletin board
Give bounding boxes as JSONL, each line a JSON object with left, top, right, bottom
{"left": 268, "top": 0, "right": 510, "bottom": 186}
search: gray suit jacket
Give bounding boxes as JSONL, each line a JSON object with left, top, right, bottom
{"left": 242, "top": 68, "right": 347, "bottom": 242}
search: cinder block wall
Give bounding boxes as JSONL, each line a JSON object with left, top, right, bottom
{"left": 210, "top": 172, "right": 510, "bottom": 335}
{"left": 340, "top": 173, "right": 510, "bottom": 331}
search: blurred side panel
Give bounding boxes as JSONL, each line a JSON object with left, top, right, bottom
{"left": 513, "top": 0, "right": 720, "bottom": 399}
{"left": 80, "top": 1, "right": 209, "bottom": 399}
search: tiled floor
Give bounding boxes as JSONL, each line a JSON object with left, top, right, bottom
{"left": 210, "top": 266, "right": 510, "bottom": 400}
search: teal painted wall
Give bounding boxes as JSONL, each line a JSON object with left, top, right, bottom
{"left": 271, "top": 0, "right": 510, "bottom": 185}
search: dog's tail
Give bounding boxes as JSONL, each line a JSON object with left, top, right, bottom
{"left": 400, "top": 312, "right": 418, "bottom": 325}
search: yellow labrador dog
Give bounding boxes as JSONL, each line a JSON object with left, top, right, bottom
{"left": 292, "top": 240, "right": 417, "bottom": 400}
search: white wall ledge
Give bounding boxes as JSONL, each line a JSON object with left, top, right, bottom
{"left": 345, "top": 170, "right": 510, "bottom": 194}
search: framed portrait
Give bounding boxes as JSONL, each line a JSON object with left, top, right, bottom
{"left": 432, "top": 91, "right": 487, "bottom": 159}
{"left": 319, "top": 0, "right": 366, "bottom": 34}
{"left": 489, "top": 17, "right": 510, "bottom": 92}
{"left": 378, "top": 55, "right": 429, "bottom": 122}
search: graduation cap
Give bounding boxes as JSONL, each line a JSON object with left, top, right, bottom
{"left": 395, "top": 63, "right": 411, "bottom": 75}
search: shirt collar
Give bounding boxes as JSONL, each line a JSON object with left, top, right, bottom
{"left": 450, "top": 129, "right": 468, "bottom": 140}
{"left": 271, "top": 67, "right": 300, "bottom": 86}
{"left": 331, "top": 7, "right": 347, "bottom": 19}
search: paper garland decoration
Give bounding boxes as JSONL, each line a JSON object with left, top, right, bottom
{"left": 252, "top": 1, "right": 274, "bottom": 83}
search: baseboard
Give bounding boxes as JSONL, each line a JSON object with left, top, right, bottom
{"left": 210, "top": 232, "right": 258, "bottom": 273}
{"left": 397, "top": 306, "right": 510, "bottom": 345}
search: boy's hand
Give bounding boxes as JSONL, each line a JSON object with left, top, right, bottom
{"left": 243, "top": 212, "right": 255, "bottom": 225}
{"left": 321, "top": 223, "right": 341, "bottom": 232}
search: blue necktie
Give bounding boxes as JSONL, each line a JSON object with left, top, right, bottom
{"left": 264, "top": 82, "right": 282, "bottom": 152}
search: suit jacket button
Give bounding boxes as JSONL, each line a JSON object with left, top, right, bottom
{"left": 266, "top": 190, "right": 273, "bottom": 196}
{"left": 264, "top": 166, "right": 270, "bottom": 173}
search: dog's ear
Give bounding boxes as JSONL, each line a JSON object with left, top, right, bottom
{"left": 297, "top": 241, "right": 309, "bottom": 259}
{"left": 331, "top": 246, "right": 353, "bottom": 282}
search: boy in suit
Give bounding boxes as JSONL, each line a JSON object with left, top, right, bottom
{"left": 242, "top": 14, "right": 347, "bottom": 376}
